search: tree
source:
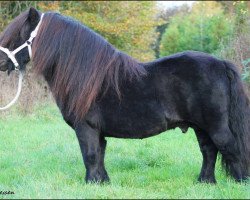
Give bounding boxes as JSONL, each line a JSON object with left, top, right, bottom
{"left": 38, "top": 1, "right": 161, "bottom": 61}
{"left": 154, "top": 4, "right": 190, "bottom": 58}
{"left": 160, "top": 1, "right": 234, "bottom": 57}
{"left": 216, "top": 1, "right": 250, "bottom": 82}
{"left": 0, "top": 1, "right": 36, "bottom": 31}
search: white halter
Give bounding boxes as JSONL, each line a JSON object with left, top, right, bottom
{"left": 0, "top": 13, "right": 44, "bottom": 111}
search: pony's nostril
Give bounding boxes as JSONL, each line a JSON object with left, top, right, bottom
{"left": 0, "top": 60, "right": 7, "bottom": 66}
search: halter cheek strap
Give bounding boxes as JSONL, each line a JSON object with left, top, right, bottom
{"left": 0, "top": 13, "right": 44, "bottom": 70}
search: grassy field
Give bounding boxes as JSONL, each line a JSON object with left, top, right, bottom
{"left": 0, "top": 104, "right": 249, "bottom": 199}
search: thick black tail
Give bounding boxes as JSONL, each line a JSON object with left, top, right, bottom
{"left": 224, "top": 60, "right": 250, "bottom": 179}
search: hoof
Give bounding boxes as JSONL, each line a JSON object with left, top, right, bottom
{"left": 198, "top": 176, "right": 217, "bottom": 184}
{"left": 85, "top": 171, "right": 110, "bottom": 184}
{"left": 234, "top": 175, "right": 249, "bottom": 183}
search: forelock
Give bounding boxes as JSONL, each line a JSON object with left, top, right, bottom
{"left": 0, "top": 10, "right": 29, "bottom": 47}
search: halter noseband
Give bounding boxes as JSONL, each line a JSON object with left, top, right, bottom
{"left": 0, "top": 13, "right": 44, "bottom": 70}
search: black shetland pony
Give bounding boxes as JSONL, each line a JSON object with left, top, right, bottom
{"left": 0, "top": 8, "right": 249, "bottom": 184}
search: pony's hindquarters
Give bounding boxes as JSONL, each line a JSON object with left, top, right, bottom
{"left": 223, "top": 61, "right": 250, "bottom": 180}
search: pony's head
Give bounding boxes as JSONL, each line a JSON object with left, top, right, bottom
{"left": 0, "top": 7, "right": 42, "bottom": 74}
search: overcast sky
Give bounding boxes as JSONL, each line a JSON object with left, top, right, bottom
{"left": 157, "top": 1, "right": 195, "bottom": 9}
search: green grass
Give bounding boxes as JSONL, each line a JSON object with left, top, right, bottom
{"left": 0, "top": 104, "right": 249, "bottom": 199}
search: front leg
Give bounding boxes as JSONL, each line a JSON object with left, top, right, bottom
{"left": 76, "top": 122, "right": 109, "bottom": 183}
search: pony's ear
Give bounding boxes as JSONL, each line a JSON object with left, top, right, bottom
{"left": 28, "top": 7, "right": 40, "bottom": 25}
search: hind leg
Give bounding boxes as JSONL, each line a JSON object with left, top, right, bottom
{"left": 75, "top": 122, "right": 109, "bottom": 183}
{"left": 209, "top": 126, "right": 246, "bottom": 182}
{"left": 195, "top": 129, "right": 218, "bottom": 183}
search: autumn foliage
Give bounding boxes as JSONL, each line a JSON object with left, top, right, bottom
{"left": 38, "top": 1, "right": 161, "bottom": 62}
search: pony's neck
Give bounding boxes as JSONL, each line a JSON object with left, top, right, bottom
{"left": 32, "top": 12, "right": 146, "bottom": 122}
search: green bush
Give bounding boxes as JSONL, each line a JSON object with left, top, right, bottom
{"left": 242, "top": 58, "right": 250, "bottom": 82}
{"left": 160, "top": 2, "right": 234, "bottom": 57}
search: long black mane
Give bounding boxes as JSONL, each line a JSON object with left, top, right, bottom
{"left": 31, "top": 12, "right": 146, "bottom": 121}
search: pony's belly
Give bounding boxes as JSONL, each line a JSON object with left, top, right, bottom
{"left": 102, "top": 125, "right": 167, "bottom": 139}
{"left": 102, "top": 116, "right": 168, "bottom": 139}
